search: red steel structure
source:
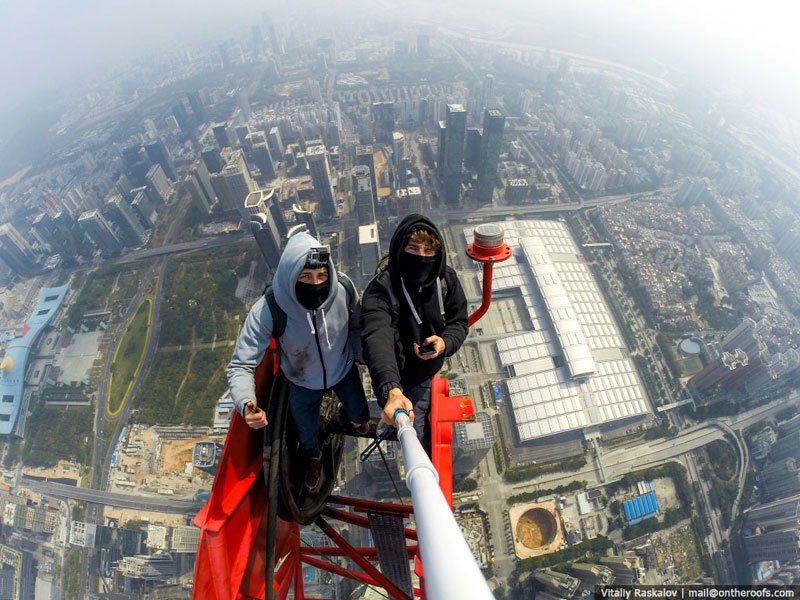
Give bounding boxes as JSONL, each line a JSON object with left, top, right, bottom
{"left": 192, "top": 225, "right": 510, "bottom": 600}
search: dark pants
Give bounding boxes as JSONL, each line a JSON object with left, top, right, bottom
{"left": 404, "top": 379, "right": 432, "bottom": 455}
{"left": 289, "top": 366, "right": 370, "bottom": 458}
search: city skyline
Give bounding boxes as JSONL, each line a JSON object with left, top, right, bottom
{"left": 1, "top": 2, "right": 800, "bottom": 598}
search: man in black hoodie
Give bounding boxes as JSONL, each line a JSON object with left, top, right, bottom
{"left": 361, "top": 214, "right": 469, "bottom": 452}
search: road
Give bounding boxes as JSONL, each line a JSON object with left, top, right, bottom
{"left": 22, "top": 478, "right": 202, "bottom": 514}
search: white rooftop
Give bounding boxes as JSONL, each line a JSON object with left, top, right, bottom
{"left": 463, "top": 220, "right": 650, "bottom": 442}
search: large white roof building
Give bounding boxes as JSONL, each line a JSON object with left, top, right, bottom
{"left": 465, "top": 220, "right": 650, "bottom": 442}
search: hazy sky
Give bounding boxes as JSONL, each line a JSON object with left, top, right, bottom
{"left": 1, "top": 0, "right": 799, "bottom": 115}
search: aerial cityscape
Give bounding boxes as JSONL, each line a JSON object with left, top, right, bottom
{"left": 1, "top": 1, "right": 800, "bottom": 598}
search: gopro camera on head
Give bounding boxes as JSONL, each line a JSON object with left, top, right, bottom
{"left": 305, "top": 247, "right": 330, "bottom": 269}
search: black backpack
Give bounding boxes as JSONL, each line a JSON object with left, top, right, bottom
{"left": 263, "top": 272, "right": 358, "bottom": 339}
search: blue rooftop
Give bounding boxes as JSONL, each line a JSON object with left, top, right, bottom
{"left": 623, "top": 491, "right": 659, "bottom": 524}
{"left": 0, "top": 285, "right": 69, "bottom": 435}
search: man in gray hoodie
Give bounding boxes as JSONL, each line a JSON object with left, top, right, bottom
{"left": 227, "top": 232, "right": 369, "bottom": 490}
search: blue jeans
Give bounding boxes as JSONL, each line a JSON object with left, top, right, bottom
{"left": 289, "top": 366, "right": 370, "bottom": 458}
{"left": 404, "top": 380, "right": 432, "bottom": 455}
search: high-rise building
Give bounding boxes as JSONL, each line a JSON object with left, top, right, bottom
{"left": 743, "top": 497, "right": 800, "bottom": 563}
{"left": 358, "top": 223, "right": 380, "bottom": 278}
{"left": 398, "top": 186, "right": 424, "bottom": 221}
{"left": 237, "top": 88, "right": 252, "bottom": 121}
{"left": 0, "top": 544, "right": 35, "bottom": 600}
{"left": 78, "top": 210, "right": 124, "bottom": 257}
{"left": 144, "top": 140, "right": 177, "bottom": 181}
{"left": 0, "top": 223, "right": 36, "bottom": 276}
{"left": 306, "top": 145, "right": 336, "bottom": 217}
{"left": 131, "top": 189, "right": 158, "bottom": 227}
{"left": 252, "top": 143, "right": 276, "bottom": 180}
{"left": 117, "top": 552, "right": 176, "bottom": 580}
{"left": 443, "top": 104, "right": 467, "bottom": 205}
{"left": 145, "top": 164, "right": 172, "bottom": 203}
{"left": 213, "top": 123, "right": 236, "bottom": 149}
{"left": 172, "top": 101, "right": 193, "bottom": 134}
{"left": 210, "top": 150, "right": 256, "bottom": 215}
{"left": 183, "top": 174, "right": 213, "bottom": 215}
{"left": 293, "top": 204, "right": 319, "bottom": 239}
{"left": 533, "top": 569, "right": 580, "bottom": 597}
{"left": 372, "top": 102, "right": 395, "bottom": 144}
{"left": 201, "top": 145, "right": 225, "bottom": 174}
{"left": 599, "top": 555, "right": 643, "bottom": 585}
{"left": 355, "top": 145, "right": 379, "bottom": 203}
{"left": 476, "top": 108, "right": 506, "bottom": 203}
{"left": 464, "top": 127, "right": 482, "bottom": 171}
{"left": 268, "top": 126, "right": 284, "bottom": 158}
{"left": 122, "top": 145, "right": 152, "bottom": 187}
{"left": 761, "top": 458, "right": 800, "bottom": 502}
{"left": 187, "top": 90, "right": 209, "bottom": 124}
{"left": 352, "top": 165, "right": 375, "bottom": 225}
{"left": 437, "top": 121, "right": 447, "bottom": 172}
{"left": 689, "top": 348, "right": 749, "bottom": 394}
{"left": 103, "top": 194, "right": 146, "bottom": 247}
{"left": 32, "top": 213, "right": 80, "bottom": 259}
{"left": 245, "top": 189, "right": 283, "bottom": 270}
{"left": 188, "top": 163, "right": 217, "bottom": 213}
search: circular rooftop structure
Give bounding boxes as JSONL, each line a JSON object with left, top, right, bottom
{"left": 516, "top": 507, "right": 557, "bottom": 550}
{"left": 679, "top": 337, "right": 703, "bottom": 356}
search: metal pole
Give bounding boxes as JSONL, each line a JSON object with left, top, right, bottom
{"left": 395, "top": 412, "right": 495, "bottom": 600}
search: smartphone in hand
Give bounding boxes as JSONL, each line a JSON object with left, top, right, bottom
{"left": 419, "top": 343, "right": 436, "bottom": 356}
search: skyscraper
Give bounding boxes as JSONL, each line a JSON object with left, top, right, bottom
{"left": 355, "top": 145, "right": 378, "bottom": 203}
{"left": 172, "top": 101, "right": 193, "bottom": 134}
{"left": 212, "top": 123, "right": 236, "bottom": 149}
{"left": 306, "top": 145, "right": 336, "bottom": 217}
{"left": 268, "top": 127, "right": 284, "bottom": 158}
{"left": 358, "top": 224, "right": 380, "bottom": 278}
{"left": 186, "top": 90, "right": 209, "bottom": 124}
{"left": 476, "top": 108, "right": 506, "bottom": 203}
{"left": 245, "top": 189, "right": 282, "bottom": 270}
{"left": 292, "top": 204, "right": 318, "bottom": 239}
{"left": 210, "top": 150, "right": 256, "bottom": 215}
{"left": 352, "top": 166, "right": 375, "bottom": 225}
{"left": 237, "top": 89, "right": 252, "bottom": 121}
{"left": 252, "top": 143, "right": 276, "bottom": 180}
{"left": 201, "top": 146, "right": 224, "bottom": 174}
{"left": 145, "top": 140, "right": 177, "bottom": 182}
{"left": 145, "top": 164, "right": 172, "bottom": 203}
{"left": 0, "top": 223, "right": 36, "bottom": 276}
{"left": 78, "top": 210, "right": 124, "bottom": 257}
{"left": 190, "top": 162, "right": 217, "bottom": 211}
{"left": 131, "top": 189, "right": 158, "bottom": 227}
{"left": 103, "top": 195, "right": 146, "bottom": 247}
{"left": 464, "top": 128, "right": 482, "bottom": 171}
{"left": 372, "top": 102, "right": 395, "bottom": 144}
{"left": 443, "top": 104, "right": 467, "bottom": 205}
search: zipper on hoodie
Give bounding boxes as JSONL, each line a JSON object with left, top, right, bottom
{"left": 311, "top": 311, "right": 328, "bottom": 389}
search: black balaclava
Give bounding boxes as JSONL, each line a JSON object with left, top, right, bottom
{"left": 295, "top": 280, "right": 330, "bottom": 310}
{"left": 400, "top": 252, "right": 438, "bottom": 287}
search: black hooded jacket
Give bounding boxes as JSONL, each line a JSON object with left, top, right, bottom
{"left": 361, "top": 214, "right": 469, "bottom": 405}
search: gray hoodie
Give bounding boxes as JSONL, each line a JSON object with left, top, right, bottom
{"left": 226, "top": 232, "right": 357, "bottom": 414}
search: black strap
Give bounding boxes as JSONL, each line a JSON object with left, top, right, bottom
{"left": 264, "top": 287, "right": 286, "bottom": 339}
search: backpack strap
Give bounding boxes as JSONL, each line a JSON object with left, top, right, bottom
{"left": 338, "top": 272, "right": 357, "bottom": 317}
{"left": 263, "top": 286, "right": 287, "bottom": 339}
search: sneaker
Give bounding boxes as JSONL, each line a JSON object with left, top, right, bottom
{"left": 305, "top": 455, "right": 322, "bottom": 491}
{"left": 351, "top": 421, "right": 370, "bottom": 435}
